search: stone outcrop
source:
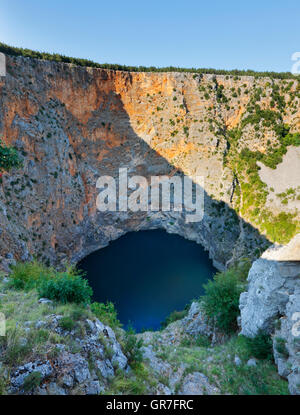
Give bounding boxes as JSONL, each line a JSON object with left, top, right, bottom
{"left": 239, "top": 234, "right": 300, "bottom": 394}
{"left": 8, "top": 314, "right": 128, "bottom": 395}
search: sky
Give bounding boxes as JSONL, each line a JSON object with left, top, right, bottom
{"left": 0, "top": 0, "right": 299, "bottom": 72}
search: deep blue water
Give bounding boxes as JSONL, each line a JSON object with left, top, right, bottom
{"left": 78, "top": 230, "right": 216, "bottom": 332}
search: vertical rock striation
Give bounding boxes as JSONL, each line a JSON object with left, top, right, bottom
{"left": 0, "top": 54, "right": 299, "bottom": 270}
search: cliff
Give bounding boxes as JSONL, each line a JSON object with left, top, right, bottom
{"left": 0, "top": 54, "right": 300, "bottom": 270}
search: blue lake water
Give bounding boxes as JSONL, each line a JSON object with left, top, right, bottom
{"left": 78, "top": 230, "right": 216, "bottom": 332}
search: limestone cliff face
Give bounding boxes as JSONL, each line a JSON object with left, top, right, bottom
{"left": 0, "top": 55, "right": 299, "bottom": 269}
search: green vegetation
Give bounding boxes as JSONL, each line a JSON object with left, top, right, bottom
{"left": 9, "top": 261, "right": 92, "bottom": 304}
{"left": 122, "top": 327, "right": 144, "bottom": 366}
{"left": 23, "top": 372, "right": 42, "bottom": 392}
{"left": 58, "top": 316, "right": 76, "bottom": 331}
{"left": 180, "top": 334, "right": 211, "bottom": 348}
{"left": 38, "top": 272, "right": 92, "bottom": 304}
{"left": 275, "top": 337, "right": 289, "bottom": 358}
{"left": 217, "top": 79, "right": 300, "bottom": 244}
{"left": 105, "top": 364, "right": 153, "bottom": 395}
{"left": 0, "top": 140, "right": 22, "bottom": 172}
{"left": 160, "top": 308, "right": 188, "bottom": 329}
{"left": 162, "top": 335, "right": 288, "bottom": 394}
{"left": 1, "top": 42, "right": 299, "bottom": 79}
{"left": 91, "top": 301, "right": 121, "bottom": 330}
{"left": 201, "top": 261, "right": 250, "bottom": 333}
{"left": 8, "top": 260, "right": 50, "bottom": 290}
{"left": 0, "top": 263, "right": 123, "bottom": 393}
{"left": 224, "top": 109, "right": 300, "bottom": 243}
{"left": 242, "top": 330, "right": 273, "bottom": 360}
{"left": 215, "top": 81, "right": 229, "bottom": 103}
{"left": 105, "top": 327, "right": 150, "bottom": 395}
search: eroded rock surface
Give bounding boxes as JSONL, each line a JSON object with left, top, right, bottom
{"left": 240, "top": 234, "right": 300, "bottom": 394}
{"left": 8, "top": 315, "right": 127, "bottom": 395}
{"left": 3, "top": 55, "right": 298, "bottom": 271}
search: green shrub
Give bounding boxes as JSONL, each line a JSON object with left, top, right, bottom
{"left": 275, "top": 337, "right": 289, "bottom": 358}
{"left": 180, "top": 334, "right": 211, "bottom": 348}
{"left": 0, "top": 140, "right": 22, "bottom": 172}
{"left": 160, "top": 309, "right": 188, "bottom": 329}
{"left": 38, "top": 271, "right": 92, "bottom": 304}
{"left": 123, "top": 327, "right": 144, "bottom": 367}
{"left": 201, "top": 262, "right": 249, "bottom": 333}
{"left": 10, "top": 261, "right": 92, "bottom": 305}
{"left": 91, "top": 302, "right": 121, "bottom": 329}
{"left": 105, "top": 366, "right": 149, "bottom": 394}
{"left": 0, "top": 374, "right": 6, "bottom": 395}
{"left": 1, "top": 42, "right": 299, "bottom": 79}
{"left": 242, "top": 331, "right": 273, "bottom": 360}
{"left": 69, "top": 305, "right": 90, "bottom": 321}
{"left": 195, "top": 334, "right": 211, "bottom": 348}
{"left": 23, "top": 372, "right": 42, "bottom": 392}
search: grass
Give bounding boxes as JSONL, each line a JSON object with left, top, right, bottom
{"left": 0, "top": 139, "right": 23, "bottom": 172}
{"left": 104, "top": 364, "right": 155, "bottom": 395}
{"left": 23, "top": 372, "right": 42, "bottom": 392}
{"left": 90, "top": 302, "right": 121, "bottom": 330}
{"left": 0, "top": 281, "right": 85, "bottom": 366}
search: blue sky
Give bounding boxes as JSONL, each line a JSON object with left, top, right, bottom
{"left": 0, "top": 0, "right": 299, "bottom": 72}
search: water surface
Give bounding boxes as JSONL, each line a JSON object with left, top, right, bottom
{"left": 78, "top": 230, "right": 216, "bottom": 332}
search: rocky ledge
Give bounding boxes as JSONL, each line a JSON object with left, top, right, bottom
{"left": 7, "top": 315, "right": 128, "bottom": 395}
{"left": 239, "top": 233, "right": 300, "bottom": 394}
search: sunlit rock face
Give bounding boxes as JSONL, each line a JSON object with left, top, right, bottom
{"left": 1, "top": 55, "right": 299, "bottom": 270}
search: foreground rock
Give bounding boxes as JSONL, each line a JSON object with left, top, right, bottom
{"left": 239, "top": 234, "right": 300, "bottom": 395}
{"left": 139, "top": 302, "right": 222, "bottom": 395}
{"left": 8, "top": 316, "right": 128, "bottom": 395}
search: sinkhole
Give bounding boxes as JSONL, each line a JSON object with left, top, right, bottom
{"left": 78, "top": 229, "right": 216, "bottom": 332}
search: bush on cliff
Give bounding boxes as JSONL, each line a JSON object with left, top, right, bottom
{"left": 160, "top": 308, "right": 188, "bottom": 329}
{"left": 9, "top": 261, "right": 92, "bottom": 304}
{"left": 201, "top": 261, "right": 250, "bottom": 333}
{"left": 37, "top": 272, "right": 92, "bottom": 305}
{"left": 1, "top": 42, "right": 299, "bottom": 80}
{"left": 122, "top": 327, "right": 144, "bottom": 367}
{"left": 0, "top": 139, "right": 22, "bottom": 172}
